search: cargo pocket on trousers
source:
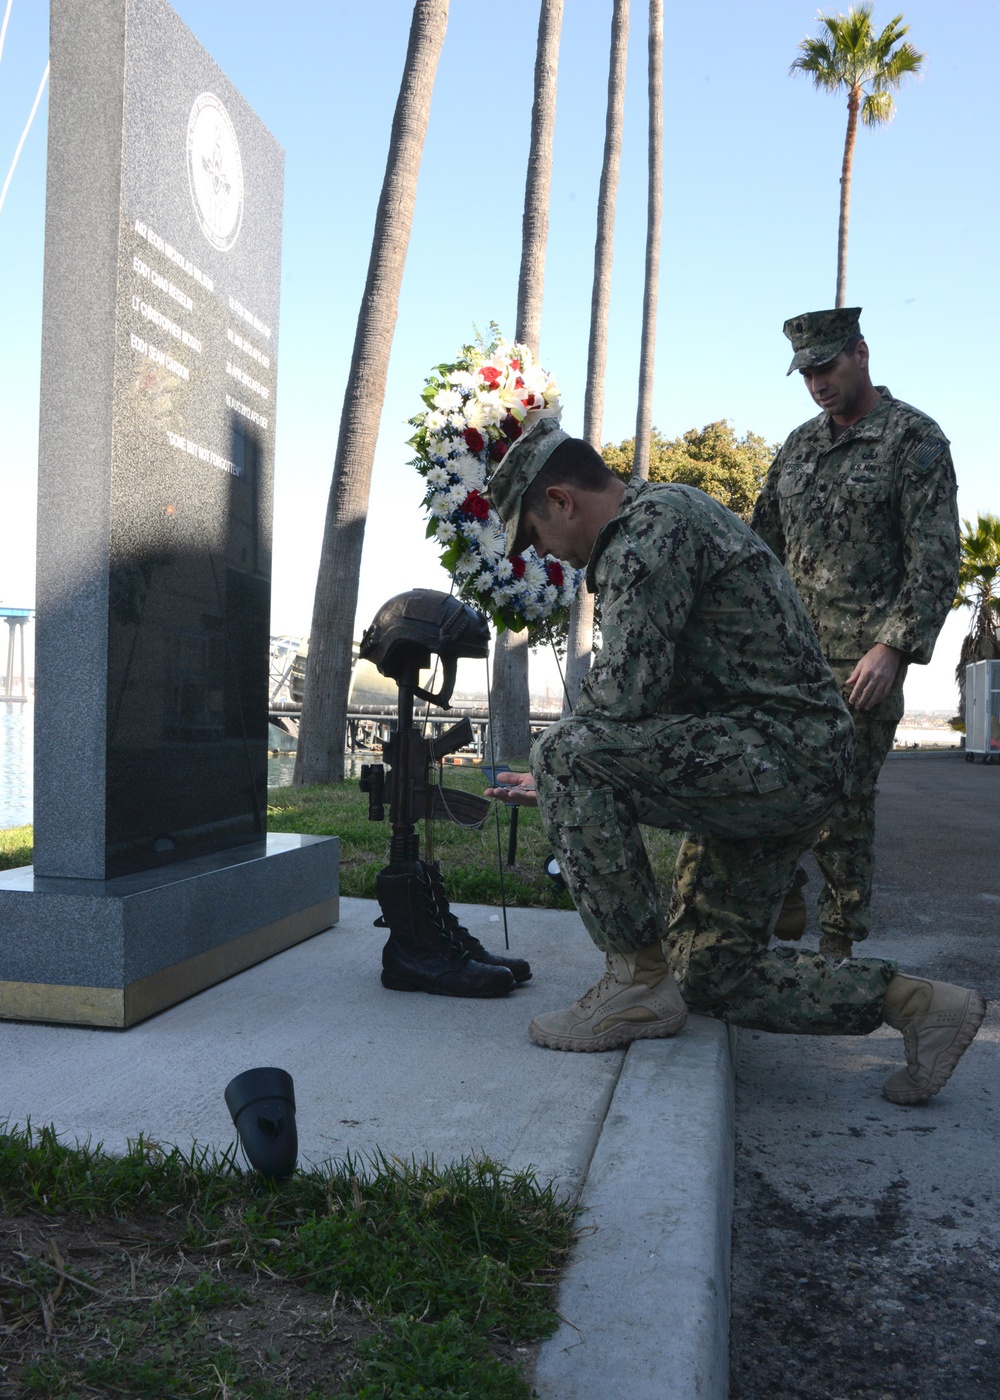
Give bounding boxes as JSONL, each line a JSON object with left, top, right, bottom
{"left": 559, "top": 788, "right": 629, "bottom": 876}
{"left": 660, "top": 725, "right": 788, "bottom": 798}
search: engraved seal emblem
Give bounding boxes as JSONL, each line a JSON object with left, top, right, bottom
{"left": 186, "top": 92, "right": 244, "bottom": 252}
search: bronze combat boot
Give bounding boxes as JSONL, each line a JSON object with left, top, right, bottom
{"left": 529, "top": 943, "right": 688, "bottom": 1052}
{"left": 881, "top": 974, "right": 987, "bottom": 1104}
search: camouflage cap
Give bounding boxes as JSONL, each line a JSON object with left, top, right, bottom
{"left": 486, "top": 416, "right": 570, "bottom": 555}
{"left": 783, "top": 307, "right": 863, "bottom": 375}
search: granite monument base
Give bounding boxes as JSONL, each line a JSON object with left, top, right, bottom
{"left": 0, "top": 834, "right": 338, "bottom": 1028}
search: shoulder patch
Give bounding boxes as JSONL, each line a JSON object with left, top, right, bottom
{"left": 907, "top": 437, "right": 948, "bottom": 472}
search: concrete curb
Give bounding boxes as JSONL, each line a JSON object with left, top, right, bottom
{"left": 534, "top": 1017, "right": 736, "bottom": 1400}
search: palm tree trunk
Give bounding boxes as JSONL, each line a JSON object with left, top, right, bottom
{"left": 835, "top": 84, "right": 860, "bottom": 309}
{"left": 563, "top": 0, "right": 629, "bottom": 714}
{"left": 631, "top": 0, "right": 662, "bottom": 483}
{"left": 491, "top": 0, "right": 563, "bottom": 767}
{"left": 294, "top": 0, "right": 448, "bottom": 785}
{"left": 515, "top": 0, "right": 563, "bottom": 354}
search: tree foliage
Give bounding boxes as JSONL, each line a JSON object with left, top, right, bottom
{"left": 791, "top": 5, "right": 923, "bottom": 124}
{"left": 602, "top": 421, "right": 779, "bottom": 522}
{"left": 954, "top": 513, "right": 1000, "bottom": 711}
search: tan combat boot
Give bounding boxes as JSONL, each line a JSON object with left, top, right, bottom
{"left": 529, "top": 944, "right": 688, "bottom": 1052}
{"left": 881, "top": 975, "right": 987, "bottom": 1104}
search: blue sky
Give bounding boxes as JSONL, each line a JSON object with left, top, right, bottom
{"left": 1, "top": 0, "right": 997, "bottom": 709}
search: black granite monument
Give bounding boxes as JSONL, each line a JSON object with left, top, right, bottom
{"left": 0, "top": 0, "right": 339, "bottom": 1027}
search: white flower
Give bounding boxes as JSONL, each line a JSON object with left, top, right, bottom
{"left": 448, "top": 370, "right": 476, "bottom": 389}
{"left": 459, "top": 517, "right": 484, "bottom": 542}
{"left": 464, "top": 390, "right": 503, "bottom": 430}
{"left": 451, "top": 451, "right": 485, "bottom": 490}
{"left": 445, "top": 482, "right": 467, "bottom": 508}
{"left": 543, "top": 584, "right": 558, "bottom": 606}
{"left": 472, "top": 571, "right": 493, "bottom": 593}
{"left": 478, "top": 521, "right": 506, "bottom": 562}
{"left": 425, "top": 465, "right": 449, "bottom": 487}
{"left": 428, "top": 492, "right": 453, "bottom": 518}
{"left": 432, "top": 388, "right": 463, "bottom": 412}
{"left": 424, "top": 409, "right": 448, "bottom": 431}
{"left": 435, "top": 520, "right": 457, "bottom": 543}
{"left": 426, "top": 434, "right": 455, "bottom": 460}
{"left": 493, "top": 557, "right": 514, "bottom": 582}
{"left": 520, "top": 555, "right": 547, "bottom": 593}
{"left": 561, "top": 573, "right": 582, "bottom": 605}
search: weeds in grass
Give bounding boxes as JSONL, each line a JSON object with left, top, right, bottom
{"left": 0, "top": 1124, "right": 576, "bottom": 1397}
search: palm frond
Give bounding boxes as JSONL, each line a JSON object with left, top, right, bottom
{"left": 791, "top": 6, "right": 924, "bottom": 101}
{"left": 862, "top": 89, "right": 895, "bottom": 126}
{"left": 790, "top": 36, "right": 839, "bottom": 86}
{"left": 878, "top": 41, "right": 925, "bottom": 84}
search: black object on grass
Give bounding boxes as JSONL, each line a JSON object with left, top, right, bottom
{"left": 224, "top": 1067, "right": 298, "bottom": 1181}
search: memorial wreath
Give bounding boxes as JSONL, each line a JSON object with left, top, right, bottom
{"left": 408, "top": 331, "right": 584, "bottom": 636}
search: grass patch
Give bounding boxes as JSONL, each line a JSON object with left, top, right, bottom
{"left": 0, "top": 771, "right": 681, "bottom": 906}
{"left": 267, "top": 769, "right": 681, "bottom": 907}
{"left": 0, "top": 823, "right": 32, "bottom": 873}
{"left": 0, "top": 1124, "right": 577, "bottom": 1398}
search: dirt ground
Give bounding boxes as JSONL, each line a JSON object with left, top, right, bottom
{"left": 0, "top": 1210, "right": 535, "bottom": 1397}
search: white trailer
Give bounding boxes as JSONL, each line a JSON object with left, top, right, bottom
{"left": 964, "top": 659, "right": 1000, "bottom": 763}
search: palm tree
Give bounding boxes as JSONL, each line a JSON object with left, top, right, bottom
{"left": 489, "top": 0, "right": 564, "bottom": 767}
{"left": 294, "top": 1, "right": 449, "bottom": 785}
{"left": 632, "top": 0, "right": 662, "bottom": 482}
{"left": 954, "top": 513, "right": 1000, "bottom": 720}
{"left": 563, "top": 0, "right": 630, "bottom": 713}
{"left": 791, "top": 6, "right": 924, "bottom": 309}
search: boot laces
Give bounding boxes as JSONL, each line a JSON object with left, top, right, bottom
{"left": 416, "top": 868, "right": 468, "bottom": 959}
{"left": 578, "top": 964, "right": 625, "bottom": 1011}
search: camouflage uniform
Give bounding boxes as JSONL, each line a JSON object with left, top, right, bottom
{"left": 751, "top": 386, "right": 960, "bottom": 945}
{"left": 531, "top": 480, "right": 896, "bottom": 1034}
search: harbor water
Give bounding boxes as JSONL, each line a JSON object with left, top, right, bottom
{"left": 0, "top": 703, "right": 32, "bottom": 828}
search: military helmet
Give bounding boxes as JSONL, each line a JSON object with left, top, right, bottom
{"left": 359, "top": 588, "right": 490, "bottom": 707}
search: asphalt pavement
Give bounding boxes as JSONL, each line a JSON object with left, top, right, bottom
{"left": 730, "top": 751, "right": 1000, "bottom": 1399}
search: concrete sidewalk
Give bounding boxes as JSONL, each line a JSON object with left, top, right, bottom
{"left": 0, "top": 895, "right": 735, "bottom": 1400}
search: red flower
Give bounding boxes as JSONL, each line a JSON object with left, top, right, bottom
{"left": 478, "top": 365, "right": 501, "bottom": 386}
{"left": 460, "top": 489, "right": 490, "bottom": 521}
{"left": 463, "top": 427, "right": 485, "bottom": 454}
{"left": 500, "top": 413, "right": 522, "bottom": 442}
{"left": 510, "top": 555, "right": 526, "bottom": 579}
{"left": 545, "top": 560, "right": 564, "bottom": 588}
{"left": 509, "top": 358, "right": 521, "bottom": 371}
{"left": 489, "top": 439, "right": 508, "bottom": 463}
{"left": 514, "top": 376, "right": 524, "bottom": 389}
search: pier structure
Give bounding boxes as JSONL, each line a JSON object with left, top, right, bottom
{"left": 0, "top": 610, "right": 31, "bottom": 702}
